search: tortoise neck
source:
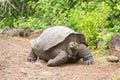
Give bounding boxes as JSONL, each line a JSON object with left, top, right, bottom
{"left": 67, "top": 48, "right": 78, "bottom": 59}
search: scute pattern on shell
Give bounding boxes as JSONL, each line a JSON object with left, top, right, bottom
{"left": 30, "top": 26, "right": 85, "bottom": 51}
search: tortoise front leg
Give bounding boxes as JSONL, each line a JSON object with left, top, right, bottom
{"left": 27, "top": 49, "right": 37, "bottom": 62}
{"left": 47, "top": 50, "right": 68, "bottom": 67}
{"left": 78, "top": 44, "right": 94, "bottom": 65}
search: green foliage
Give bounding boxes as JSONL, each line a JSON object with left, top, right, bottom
{"left": 0, "top": 0, "right": 120, "bottom": 53}
{"left": 67, "top": 1, "right": 111, "bottom": 48}
{"left": 0, "top": 0, "right": 32, "bottom": 28}
{"left": 13, "top": 17, "right": 46, "bottom": 30}
{"left": 106, "top": 0, "right": 120, "bottom": 32}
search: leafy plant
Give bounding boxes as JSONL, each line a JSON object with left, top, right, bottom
{"left": 67, "top": 1, "right": 111, "bottom": 49}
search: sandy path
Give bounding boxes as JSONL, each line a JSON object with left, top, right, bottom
{"left": 0, "top": 36, "right": 120, "bottom": 80}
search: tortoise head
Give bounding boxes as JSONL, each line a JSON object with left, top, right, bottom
{"left": 68, "top": 41, "right": 78, "bottom": 51}
{"left": 68, "top": 41, "right": 79, "bottom": 59}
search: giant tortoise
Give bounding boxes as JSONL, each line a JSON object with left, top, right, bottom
{"left": 27, "top": 26, "right": 94, "bottom": 66}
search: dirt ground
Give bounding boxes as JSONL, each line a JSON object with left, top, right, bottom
{"left": 0, "top": 35, "right": 120, "bottom": 80}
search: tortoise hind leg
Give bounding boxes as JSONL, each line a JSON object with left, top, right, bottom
{"left": 78, "top": 44, "right": 94, "bottom": 65}
{"left": 47, "top": 50, "right": 68, "bottom": 67}
{"left": 27, "top": 49, "right": 37, "bottom": 62}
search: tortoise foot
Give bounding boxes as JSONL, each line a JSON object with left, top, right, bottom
{"left": 27, "top": 49, "right": 37, "bottom": 62}
{"left": 83, "top": 57, "right": 94, "bottom": 65}
{"left": 27, "top": 56, "right": 37, "bottom": 62}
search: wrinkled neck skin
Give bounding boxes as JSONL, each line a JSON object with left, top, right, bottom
{"left": 67, "top": 48, "right": 78, "bottom": 59}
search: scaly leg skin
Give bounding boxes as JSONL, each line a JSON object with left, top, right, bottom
{"left": 47, "top": 51, "right": 68, "bottom": 67}
{"left": 78, "top": 44, "right": 94, "bottom": 65}
{"left": 27, "top": 49, "right": 37, "bottom": 62}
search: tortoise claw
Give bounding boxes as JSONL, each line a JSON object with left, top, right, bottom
{"left": 83, "top": 59, "right": 93, "bottom": 65}
{"left": 27, "top": 56, "right": 37, "bottom": 62}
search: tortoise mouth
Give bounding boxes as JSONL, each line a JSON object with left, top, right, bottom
{"left": 69, "top": 46, "right": 78, "bottom": 51}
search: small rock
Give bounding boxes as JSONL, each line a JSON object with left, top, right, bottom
{"left": 106, "top": 56, "right": 119, "bottom": 63}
